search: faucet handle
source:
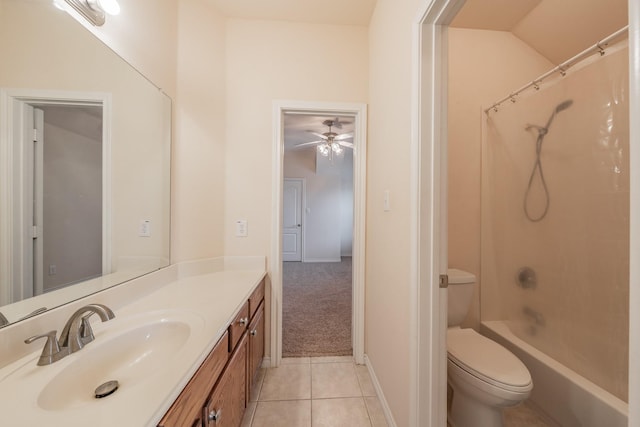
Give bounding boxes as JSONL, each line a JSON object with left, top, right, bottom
{"left": 24, "top": 330, "right": 68, "bottom": 366}
{"left": 79, "top": 313, "right": 96, "bottom": 345}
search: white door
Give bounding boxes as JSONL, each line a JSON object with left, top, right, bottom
{"left": 32, "top": 107, "right": 45, "bottom": 297}
{"left": 282, "top": 178, "right": 303, "bottom": 262}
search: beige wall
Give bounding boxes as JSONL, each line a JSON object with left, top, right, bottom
{"left": 69, "top": 0, "right": 228, "bottom": 264}
{"left": 448, "top": 28, "right": 553, "bottom": 329}
{"left": 367, "top": 0, "right": 423, "bottom": 425}
{"left": 172, "top": 0, "right": 227, "bottom": 262}
{"left": 66, "top": 0, "right": 178, "bottom": 98}
{"left": 223, "top": 19, "right": 368, "bottom": 258}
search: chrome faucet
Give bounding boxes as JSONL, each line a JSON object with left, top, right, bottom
{"left": 59, "top": 304, "right": 115, "bottom": 353}
{"left": 24, "top": 304, "right": 115, "bottom": 366}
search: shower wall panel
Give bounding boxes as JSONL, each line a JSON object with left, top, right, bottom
{"left": 481, "top": 44, "right": 629, "bottom": 401}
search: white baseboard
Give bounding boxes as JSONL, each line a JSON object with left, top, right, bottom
{"left": 261, "top": 356, "right": 272, "bottom": 368}
{"left": 364, "top": 354, "right": 397, "bottom": 427}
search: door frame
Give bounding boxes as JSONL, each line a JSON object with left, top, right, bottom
{"left": 626, "top": 0, "right": 639, "bottom": 422}
{"left": 282, "top": 177, "right": 305, "bottom": 262}
{"left": 271, "top": 100, "right": 367, "bottom": 367}
{"left": 412, "top": 0, "right": 466, "bottom": 425}
{"left": 0, "top": 88, "right": 112, "bottom": 304}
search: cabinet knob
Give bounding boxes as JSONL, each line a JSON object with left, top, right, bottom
{"left": 250, "top": 329, "right": 257, "bottom": 336}
{"left": 208, "top": 409, "right": 221, "bottom": 422}
{"left": 238, "top": 317, "right": 248, "bottom": 326}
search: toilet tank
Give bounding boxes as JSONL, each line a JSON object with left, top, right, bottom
{"left": 447, "top": 268, "right": 476, "bottom": 327}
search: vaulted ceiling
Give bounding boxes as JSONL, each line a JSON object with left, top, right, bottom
{"left": 451, "top": 0, "right": 628, "bottom": 64}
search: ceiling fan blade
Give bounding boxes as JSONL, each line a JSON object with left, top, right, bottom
{"left": 294, "top": 140, "right": 324, "bottom": 148}
{"left": 338, "top": 141, "right": 354, "bottom": 148}
{"left": 306, "top": 131, "right": 328, "bottom": 139}
{"left": 335, "top": 132, "right": 353, "bottom": 141}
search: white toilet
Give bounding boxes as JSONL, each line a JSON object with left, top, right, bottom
{"left": 447, "top": 268, "right": 532, "bottom": 427}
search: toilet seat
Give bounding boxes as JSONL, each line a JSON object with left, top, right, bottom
{"left": 447, "top": 328, "right": 532, "bottom": 393}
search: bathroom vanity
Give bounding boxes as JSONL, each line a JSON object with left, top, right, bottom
{"left": 159, "top": 278, "right": 265, "bottom": 427}
{"left": 0, "top": 257, "right": 267, "bottom": 427}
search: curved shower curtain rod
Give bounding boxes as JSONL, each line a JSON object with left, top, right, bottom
{"left": 485, "top": 25, "right": 629, "bottom": 114}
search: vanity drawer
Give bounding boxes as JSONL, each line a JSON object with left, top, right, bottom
{"left": 229, "top": 301, "right": 249, "bottom": 351}
{"left": 248, "top": 279, "right": 265, "bottom": 320}
{"left": 159, "top": 331, "right": 229, "bottom": 427}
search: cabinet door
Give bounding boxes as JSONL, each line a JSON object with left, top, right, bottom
{"left": 248, "top": 280, "right": 265, "bottom": 319}
{"left": 248, "top": 302, "right": 265, "bottom": 389}
{"left": 159, "top": 332, "right": 229, "bottom": 427}
{"left": 204, "top": 333, "right": 247, "bottom": 427}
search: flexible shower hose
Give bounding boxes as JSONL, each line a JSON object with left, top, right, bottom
{"left": 524, "top": 129, "right": 550, "bottom": 222}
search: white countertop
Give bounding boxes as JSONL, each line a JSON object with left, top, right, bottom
{"left": 0, "top": 258, "right": 266, "bottom": 426}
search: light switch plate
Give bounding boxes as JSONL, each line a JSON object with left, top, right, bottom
{"left": 139, "top": 220, "right": 151, "bottom": 237}
{"left": 236, "top": 220, "right": 248, "bottom": 237}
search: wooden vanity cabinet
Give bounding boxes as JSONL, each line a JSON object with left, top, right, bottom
{"left": 158, "top": 279, "right": 265, "bottom": 427}
{"left": 204, "top": 334, "right": 247, "bottom": 427}
{"left": 158, "top": 332, "right": 229, "bottom": 427}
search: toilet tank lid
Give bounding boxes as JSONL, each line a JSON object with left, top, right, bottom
{"left": 447, "top": 268, "right": 476, "bottom": 284}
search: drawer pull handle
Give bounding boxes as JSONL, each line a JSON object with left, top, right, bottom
{"left": 250, "top": 329, "right": 257, "bottom": 336}
{"left": 238, "top": 317, "right": 248, "bottom": 326}
{"left": 208, "top": 409, "right": 222, "bottom": 422}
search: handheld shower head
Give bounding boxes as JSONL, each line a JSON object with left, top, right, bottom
{"left": 555, "top": 99, "right": 573, "bottom": 114}
{"left": 545, "top": 99, "right": 573, "bottom": 129}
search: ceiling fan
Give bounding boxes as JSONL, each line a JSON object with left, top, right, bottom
{"left": 294, "top": 118, "right": 354, "bottom": 156}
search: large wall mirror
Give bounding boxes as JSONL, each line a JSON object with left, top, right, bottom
{"left": 0, "top": 0, "right": 171, "bottom": 326}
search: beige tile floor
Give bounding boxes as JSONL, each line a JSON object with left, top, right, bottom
{"left": 241, "top": 356, "right": 389, "bottom": 427}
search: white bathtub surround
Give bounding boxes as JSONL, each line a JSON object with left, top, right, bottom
{"left": 482, "top": 321, "right": 628, "bottom": 427}
{"left": 0, "top": 257, "right": 266, "bottom": 426}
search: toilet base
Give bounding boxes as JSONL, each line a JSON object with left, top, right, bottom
{"left": 448, "top": 383, "right": 504, "bottom": 427}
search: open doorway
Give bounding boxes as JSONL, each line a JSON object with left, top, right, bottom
{"left": 0, "top": 90, "right": 110, "bottom": 305}
{"left": 271, "top": 100, "right": 366, "bottom": 367}
{"left": 282, "top": 114, "right": 354, "bottom": 357}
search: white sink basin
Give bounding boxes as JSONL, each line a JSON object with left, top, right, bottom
{"left": 38, "top": 317, "right": 192, "bottom": 411}
{"left": 0, "top": 309, "right": 206, "bottom": 423}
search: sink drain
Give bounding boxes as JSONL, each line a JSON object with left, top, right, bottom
{"left": 95, "top": 380, "right": 119, "bottom": 399}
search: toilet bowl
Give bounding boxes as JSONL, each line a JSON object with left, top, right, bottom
{"left": 447, "top": 328, "right": 532, "bottom": 427}
{"left": 446, "top": 269, "right": 532, "bottom": 427}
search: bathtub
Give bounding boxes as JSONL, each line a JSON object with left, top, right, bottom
{"left": 480, "top": 321, "right": 628, "bottom": 426}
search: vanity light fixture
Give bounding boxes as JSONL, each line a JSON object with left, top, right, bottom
{"left": 63, "top": 0, "right": 120, "bottom": 26}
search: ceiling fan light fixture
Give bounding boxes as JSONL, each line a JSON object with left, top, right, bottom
{"left": 331, "top": 142, "right": 343, "bottom": 154}
{"left": 318, "top": 144, "right": 330, "bottom": 156}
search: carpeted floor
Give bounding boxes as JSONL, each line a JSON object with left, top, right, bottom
{"left": 282, "top": 257, "right": 353, "bottom": 357}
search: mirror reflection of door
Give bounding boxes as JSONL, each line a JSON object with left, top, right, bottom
{"left": 282, "top": 178, "right": 303, "bottom": 262}
{"left": 26, "top": 104, "right": 103, "bottom": 297}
